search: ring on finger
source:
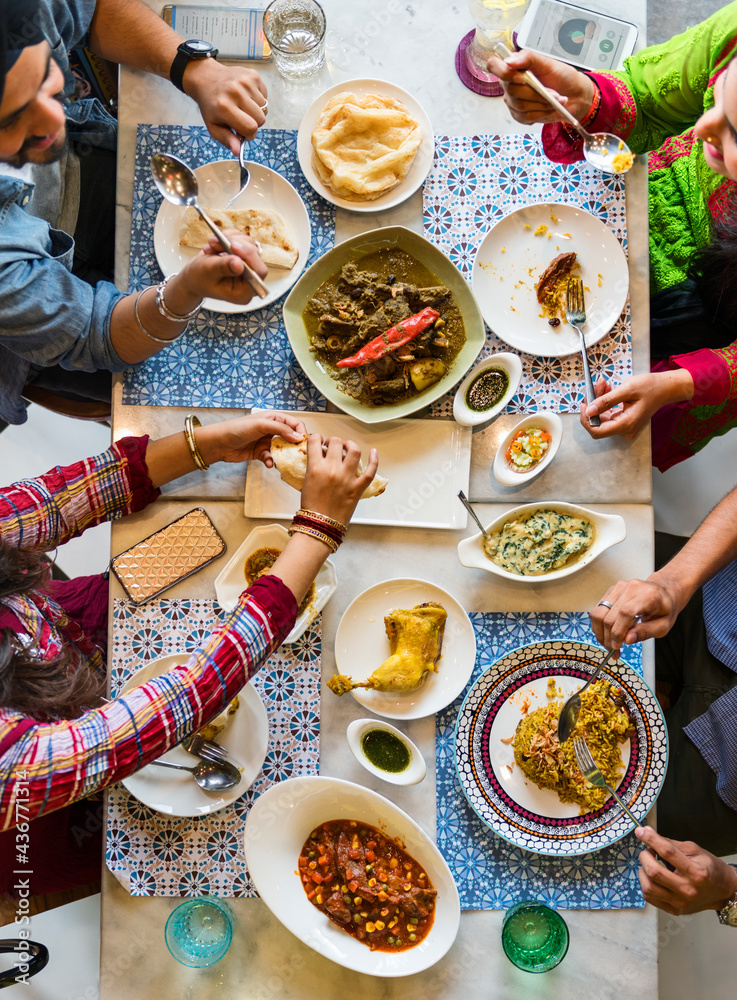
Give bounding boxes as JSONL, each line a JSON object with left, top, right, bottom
{"left": 598, "top": 600, "right": 613, "bottom": 610}
{"left": 252, "top": 239, "right": 263, "bottom": 255}
{"left": 259, "top": 99, "right": 268, "bottom": 111}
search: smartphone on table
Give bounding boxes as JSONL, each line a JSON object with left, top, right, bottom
{"left": 515, "top": 0, "right": 638, "bottom": 72}
{"left": 162, "top": 5, "right": 271, "bottom": 60}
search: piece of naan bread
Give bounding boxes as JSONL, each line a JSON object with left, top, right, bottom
{"left": 311, "top": 92, "right": 422, "bottom": 201}
{"left": 271, "top": 434, "right": 387, "bottom": 499}
{"left": 179, "top": 206, "right": 299, "bottom": 269}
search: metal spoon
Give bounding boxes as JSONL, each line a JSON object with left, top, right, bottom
{"left": 150, "top": 152, "right": 267, "bottom": 298}
{"left": 556, "top": 648, "right": 618, "bottom": 743}
{"left": 457, "top": 490, "right": 492, "bottom": 542}
{"left": 491, "top": 41, "right": 634, "bottom": 175}
{"left": 149, "top": 756, "right": 241, "bottom": 791}
{"left": 224, "top": 138, "right": 251, "bottom": 209}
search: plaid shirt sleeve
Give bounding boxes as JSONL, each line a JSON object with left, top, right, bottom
{"left": 0, "top": 576, "right": 297, "bottom": 830}
{"left": 0, "top": 436, "right": 159, "bottom": 552}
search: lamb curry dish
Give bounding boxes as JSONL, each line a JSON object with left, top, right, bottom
{"left": 303, "top": 249, "right": 466, "bottom": 407}
{"left": 299, "top": 819, "right": 437, "bottom": 951}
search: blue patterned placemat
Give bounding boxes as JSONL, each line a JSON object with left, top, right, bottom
{"left": 106, "top": 598, "right": 321, "bottom": 897}
{"left": 121, "top": 124, "right": 335, "bottom": 410}
{"left": 436, "top": 612, "right": 645, "bottom": 910}
{"left": 423, "top": 134, "right": 631, "bottom": 413}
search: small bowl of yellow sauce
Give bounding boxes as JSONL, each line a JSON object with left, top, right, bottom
{"left": 452, "top": 352, "right": 523, "bottom": 427}
{"left": 346, "top": 719, "right": 426, "bottom": 786}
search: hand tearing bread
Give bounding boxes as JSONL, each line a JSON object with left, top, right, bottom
{"left": 311, "top": 92, "right": 422, "bottom": 201}
{"left": 271, "top": 434, "right": 387, "bottom": 499}
{"left": 179, "top": 206, "right": 299, "bottom": 269}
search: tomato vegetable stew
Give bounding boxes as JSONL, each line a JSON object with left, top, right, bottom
{"left": 298, "top": 819, "right": 437, "bottom": 950}
{"left": 302, "top": 249, "right": 466, "bottom": 407}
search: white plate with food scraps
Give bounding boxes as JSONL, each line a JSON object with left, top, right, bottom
{"left": 296, "top": 78, "right": 434, "bottom": 213}
{"left": 471, "top": 203, "right": 629, "bottom": 357}
{"left": 244, "top": 410, "right": 472, "bottom": 529}
{"left": 332, "top": 578, "right": 477, "bottom": 720}
{"left": 153, "top": 159, "right": 312, "bottom": 313}
{"left": 244, "top": 776, "right": 460, "bottom": 975}
{"left": 213, "top": 523, "right": 336, "bottom": 643}
{"left": 119, "top": 653, "right": 268, "bottom": 816}
{"left": 454, "top": 641, "right": 668, "bottom": 855}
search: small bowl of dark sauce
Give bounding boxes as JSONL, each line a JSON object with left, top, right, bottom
{"left": 346, "top": 719, "right": 426, "bottom": 786}
{"left": 453, "top": 353, "right": 523, "bottom": 427}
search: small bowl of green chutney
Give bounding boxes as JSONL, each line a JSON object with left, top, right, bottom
{"left": 452, "top": 352, "right": 522, "bottom": 427}
{"left": 346, "top": 719, "right": 426, "bottom": 786}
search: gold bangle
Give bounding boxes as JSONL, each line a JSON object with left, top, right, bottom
{"left": 288, "top": 523, "right": 339, "bottom": 553}
{"left": 295, "top": 509, "right": 347, "bottom": 534}
{"left": 184, "top": 414, "right": 210, "bottom": 471}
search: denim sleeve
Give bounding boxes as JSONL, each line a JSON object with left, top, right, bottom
{"left": 0, "top": 251, "right": 127, "bottom": 374}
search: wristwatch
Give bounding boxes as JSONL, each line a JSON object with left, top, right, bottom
{"left": 717, "top": 889, "right": 737, "bottom": 927}
{"left": 170, "top": 39, "right": 219, "bottom": 94}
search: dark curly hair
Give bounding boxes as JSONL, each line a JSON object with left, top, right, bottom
{"left": 0, "top": 540, "right": 105, "bottom": 720}
{"left": 688, "top": 214, "right": 737, "bottom": 331}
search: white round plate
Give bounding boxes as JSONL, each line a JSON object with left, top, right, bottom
{"left": 492, "top": 412, "right": 563, "bottom": 486}
{"left": 120, "top": 653, "right": 268, "bottom": 816}
{"left": 346, "top": 718, "right": 426, "bottom": 786}
{"left": 333, "top": 578, "right": 476, "bottom": 720}
{"left": 471, "top": 203, "right": 629, "bottom": 357}
{"left": 213, "top": 523, "right": 337, "bottom": 643}
{"left": 243, "top": 776, "right": 460, "bottom": 975}
{"left": 455, "top": 641, "right": 668, "bottom": 855}
{"left": 153, "top": 160, "right": 312, "bottom": 313}
{"left": 297, "top": 78, "right": 434, "bottom": 213}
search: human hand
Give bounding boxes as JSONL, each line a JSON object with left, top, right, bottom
{"left": 182, "top": 60, "right": 268, "bottom": 154}
{"left": 485, "top": 48, "right": 594, "bottom": 125}
{"left": 300, "top": 435, "right": 379, "bottom": 526}
{"left": 590, "top": 571, "right": 686, "bottom": 649}
{"left": 180, "top": 234, "right": 268, "bottom": 306}
{"left": 636, "top": 826, "right": 737, "bottom": 915}
{"left": 197, "top": 413, "right": 307, "bottom": 468}
{"left": 580, "top": 371, "right": 694, "bottom": 440}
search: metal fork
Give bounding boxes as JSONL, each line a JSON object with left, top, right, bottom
{"left": 183, "top": 733, "right": 231, "bottom": 763}
{"left": 224, "top": 138, "right": 251, "bottom": 209}
{"left": 573, "top": 736, "right": 640, "bottom": 827}
{"left": 565, "top": 277, "right": 600, "bottom": 428}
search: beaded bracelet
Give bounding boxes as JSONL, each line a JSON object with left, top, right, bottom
{"left": 184, "top": 414, "right": 210, "bottom": 471}
{"left": 134, "top": 288, "right": 185, "bottom": 345}
{"left": 156, "top": 273, "right": 202, "bottom": 322}
{"left": 288, "top": 523, "right": 340, "bottom": 554}
{"left": 295, "top": 508, "right": 347, "bottom": 534}
{"left": 291, "top": 514, "right": 343, "bottom": 548}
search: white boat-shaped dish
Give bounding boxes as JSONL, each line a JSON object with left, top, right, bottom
{"left": 493, "top": 412, "right": 563, "bottom": 486}
{"left": 243, "top": 776, "right": 460, "bottom": 975}
{"left": 214, "top": 523, "right": 336, "bottom": 643}
{"left": 346, "top": 718, "right": 426, "bottom": 786}
{"left": 457, "top": 501, "right": 626, "bottom": 583}
{"left": 453, "top": 352, "right": 523, "bottom": 427}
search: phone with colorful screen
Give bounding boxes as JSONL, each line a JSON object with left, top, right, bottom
{"left": 515, "top": 0, "right": 638, "bottom": 72}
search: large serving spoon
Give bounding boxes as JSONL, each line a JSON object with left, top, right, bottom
{"left": 491, "top": 41, "right": 634, "bottom": 175}
{"left": 150, "top": 151, "right": 267, "bottom": 298}
{"left": 149, "top": 756, "right": 242, "bottom": 791}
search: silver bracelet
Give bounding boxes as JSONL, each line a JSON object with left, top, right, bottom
{"left": 156, "top": 273, "right": 202, "bottom": 322}
{"left": 134, "top": 288, "right": 185, "bottom": 345}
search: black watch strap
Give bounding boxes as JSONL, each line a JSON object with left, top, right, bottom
{"left": 170, "top": 41, "right": 218, "bottom": 94}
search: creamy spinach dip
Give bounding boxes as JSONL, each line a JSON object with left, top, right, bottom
{"left": 483, "top": 508, "right": 595, "bottom": 576}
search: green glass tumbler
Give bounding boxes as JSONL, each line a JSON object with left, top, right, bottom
{"left": 165, "top": 897, "right": 234, "bottom": 968}
{"left": 501, "top": 901, "right": 569, "bottom": 973}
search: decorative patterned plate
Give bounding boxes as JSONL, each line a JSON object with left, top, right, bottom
{"left": 296, "top": 78, "right": 434, "bottom": 213}
{"left": 153, "top": 160, "right": 311, "bottom": 313}
{"left": 471, "top": 203, "right": 629, "bottom": 357}
{"left": 455, "top": 641, "right": 668, "bottom": 855}
{"left": 120, "top": 653, "right": 269, "bottom": 817}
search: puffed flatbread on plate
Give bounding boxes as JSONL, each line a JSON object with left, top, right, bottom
{"left": 311, "top": 91, "right": 422, "bottom": 201}
{"left": 179, "top": 206, "right": 299, "bottom": 269}
{"left": 271, "top": 434, "right": 388, "bottom": 499}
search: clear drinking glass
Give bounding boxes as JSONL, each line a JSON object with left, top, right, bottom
{"left": 164, "top": 897, "right": 234, "bottom": 968}
{"left": 464, "top": 0, "right": 531, "bottom": 82}
{"left": 501, "top": 900, "right": 569, "bottom": 973}
{"left": 262, "top": 0, "right": 327, "bottom": 80}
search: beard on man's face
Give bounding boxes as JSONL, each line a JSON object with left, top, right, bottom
{"left": 7, "top": 128, "right": 67, "bottom": 169}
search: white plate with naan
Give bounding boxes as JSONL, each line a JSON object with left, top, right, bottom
{"left": 153, "top": 160, "right": 312, "bottom": 313}
{"left": 297, "top": 78, "right": 434, "bottom": 213}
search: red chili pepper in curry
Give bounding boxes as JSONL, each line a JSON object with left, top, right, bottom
{"left": 336, "top": 307, "right": 440, "bottom": 368}
{"left": 298, "top": 819, "right": 437, "bottom": 951}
